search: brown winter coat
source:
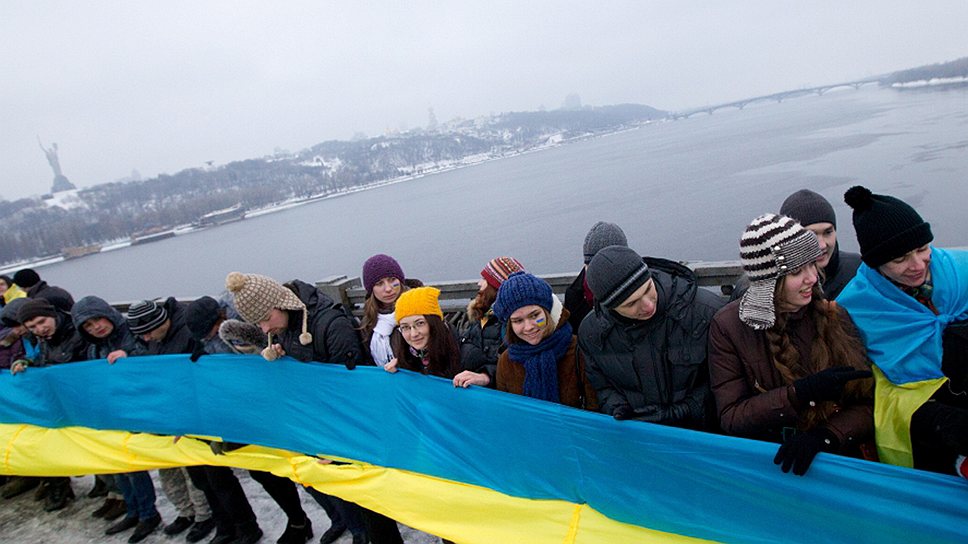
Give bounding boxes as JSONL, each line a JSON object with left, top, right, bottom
{"left": 708, "top": 299, "right": 873, "bottom": 450}
{"left": 497, "top": 314, "right": 599, "bottom": 411}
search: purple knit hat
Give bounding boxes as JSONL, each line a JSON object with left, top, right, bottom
{"left": 362, "top": 254, "right": 405, "bottom": 295}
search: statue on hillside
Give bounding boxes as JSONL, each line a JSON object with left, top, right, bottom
{"left": 38, "top": 137, "right": 77, "bottom": 193}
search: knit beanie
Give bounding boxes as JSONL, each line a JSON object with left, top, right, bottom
{"left": 126, "top": 300, "right": 169, "bottom": 335}
{"left": 844, "top": 185, "right": 933, "bottom": 267}
{"left": 492, "top": 272, "right": 554, "bottom": 322}
{"left": 586, "top": 245, "right": 652, "bottom": 309}
{"left": 394, "top": 286, "right": 444, "bottom": 323}
{"left": 481, "top": 256, "right": 526, "bottom": 290}
{"left": 1, "top": 298, "right": 30, "bottom": 326}
{"left": 12, "top": 269, "right": 41, "bottom": 289}
{"left": 739, "top": 213, "right": 823, "bottom": 330}
{"left": 583, "top": 222, "right": 628, "bottom": 264}
{"left": 362, "top": 254, "right": 405, "bottom": 295}
{"left": 186, "top": 296, "right": 222, "bottom": 341}
{"left": 16, "top": 298, "right": 57, "bottom": 324}
{"left": 225, "top": 272, "right": 312, "bottom": 360}
{"left": 780, "top": 189, "right": 837, "bottom": 228}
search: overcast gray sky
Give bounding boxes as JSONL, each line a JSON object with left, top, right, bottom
{"left": 2, "top": 1, "right": 966, "bottom": 200}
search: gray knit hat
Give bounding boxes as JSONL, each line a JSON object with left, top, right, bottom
{"left": 739, "top": 214, "right": 823, "bottom": 330}
{"left": 225, "top": 272, "right": 312, "bottom": 360}
{"left": 583, "top": 221, "right": 628, "bottom": 264}
{"left": 780, "top": 189, "right": 837, "bottom": 228}
{"left": 126, "top": 300, "right": 169, "bottom": 335}
{"left": 587, "top": 245, "right": 652, "bottom": 309}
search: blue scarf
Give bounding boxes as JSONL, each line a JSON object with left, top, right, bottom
{"left": 837, "top": 247, "right": 968, "bottom": 384}
{"left": 507, "top": 322, "right": 573, "bottom": 403}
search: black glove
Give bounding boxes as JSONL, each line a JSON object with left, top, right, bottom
{"left": 911, "top": 401, "right": 968, "bottom": 455}
{"left": 774, "top": 428, "right": 838, "bottom": 476}
{"left": 612, "top": 404, "right": 635, "bottom": 420}
{"left": 632, "top": 403, "right": 690, "bottom": 423}
{"left": 793, "top": 366, "right": 872, "bottom": 404}
{"left": 189, "top": 343, "right": 207, "bottom": 363}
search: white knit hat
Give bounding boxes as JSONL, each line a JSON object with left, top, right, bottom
{"left": 739, "top": 214, "right": 822, "bottom": 330}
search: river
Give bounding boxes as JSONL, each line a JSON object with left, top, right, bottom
{"left": 34, "top": 84, "right": 968, "bottom": 301}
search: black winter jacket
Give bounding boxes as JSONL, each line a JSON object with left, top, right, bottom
{"left": 27, "top": 281, "right": 75, "bottom": 312}
{"left": 142, "top": 297, "right": 196, "bottom": 355}
{"left": 279, "top": 280, "right": 365, "bottom": 368}
{"left": 564, "top": 268, "right": 593, "bottom": 333}
{"left": 578, "top": 257, "right": 725, "bottom": 430}
{"left": 458, "top": 313, "right": 504, "bottom": 383}
{"left": 35, "top": 310, "right": 88, "bottom": 366}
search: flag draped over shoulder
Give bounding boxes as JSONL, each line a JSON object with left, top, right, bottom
{"left": 837, "top": 248, "right": 968, "bottom": 466}
{"left": 1, "top": 354, "right": 965, "bottom": 544}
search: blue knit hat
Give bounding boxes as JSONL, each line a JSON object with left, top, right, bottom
{"left": 492, "top": 272, "right": 553, "bottom": 322}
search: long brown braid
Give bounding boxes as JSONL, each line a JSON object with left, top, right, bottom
{"left": 765, "top": 281, "right": 873, "bottom": 430}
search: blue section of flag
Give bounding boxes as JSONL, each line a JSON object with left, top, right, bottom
{"left": 1, "top": 354, "right": 965, "bottom": 543}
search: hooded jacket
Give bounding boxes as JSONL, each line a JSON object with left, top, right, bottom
{"left": 71, "top": 296, "right": 141, "bottom": 360}
{"left": 278, "top": 280, "right": 364, "bottom": 367}
{"left": 26, "top": 281, "right": 76, "bottom": 312}
{"left": 578, "top": 257, "right": 724, "bottom": 430}
{"left": 34, "top": 309, "right": 88, "bottom": 366}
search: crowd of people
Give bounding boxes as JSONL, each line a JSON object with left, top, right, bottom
{"left": 0, "top": 184, "right": 965, "bottom": 544}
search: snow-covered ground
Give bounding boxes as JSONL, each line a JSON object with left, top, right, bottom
{"left": 0, "top": 472, "right": 440, "bottom": 543}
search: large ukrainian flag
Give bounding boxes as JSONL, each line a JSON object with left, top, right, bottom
{"left": 1, "top": 354, "right": 965, "bottom": 543}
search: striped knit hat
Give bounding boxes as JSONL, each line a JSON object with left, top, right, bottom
{"left": 481, "top": 256, "right": 525, "bottom": 290}
{"left": 126, "top": 300, "right": 169, "bottom": 335}
{"left": 586, "top": 245, "right": 652, "bottom": 309}
{"left": 739, "top": 214, "right": 822, "bottom": 330}
{"left": 225, "top": 272, "right": 312, "bottom": 360}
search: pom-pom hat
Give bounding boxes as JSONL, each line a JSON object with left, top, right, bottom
{"left": 844, "top": 185, "right": 933, "bottom": 267}
{"left": 739, "top": 213, "right": 823, "bottom": 330}
{"left": 225, "top": 272, "right": 312, "bottom": 360}
{"left": 481, "top": 257, "right": 525, "bottom": 290}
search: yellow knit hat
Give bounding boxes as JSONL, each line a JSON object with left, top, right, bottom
{"left": 395, "top": 286, "right": 443, "bottom": 322}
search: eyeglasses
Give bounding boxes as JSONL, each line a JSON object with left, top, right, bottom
{"left": 398, "top": 319, "right": 429, "bottom": 335}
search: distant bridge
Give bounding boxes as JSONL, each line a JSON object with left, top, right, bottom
{"left": 671, "top": 78, "right": 882, "bottom": 120}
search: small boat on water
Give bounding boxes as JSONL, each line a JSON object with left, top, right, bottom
{"left": 197, "top": 204, "right": 246, "bottom": 227}
{"left": 130, "top": 227, "right": 176, "bottom": 246}
{"left": 61, "top": 244, "right": 102, "bottom": 260}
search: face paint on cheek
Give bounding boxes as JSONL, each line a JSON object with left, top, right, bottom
{"left": 390, "top": 281, "right": 400, "bottom": 290}
{"left": 534, "top": 315, "right": 547, "bottom": 328}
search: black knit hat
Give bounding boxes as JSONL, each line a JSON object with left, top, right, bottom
{"left": 844, "top": 186, "right": 933, "bottom": 267}
{"left": 780, "top": 189, "right": 836, "bottom": 228}
{"left": 12, "top": 269, "right": 41, "bottom": 289}
{"left": 17, "top": 299, "right": 58, "bottom": 324}
{"left": 186, "top": 296, "right": 222, "bottom": 341}
{"left": 126, "top": 300, "right": 169, "bottom": 335}
{"left": 586, "top": 245, "right": 652, "bottom": 309}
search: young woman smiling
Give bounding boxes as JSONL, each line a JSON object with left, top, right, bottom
{"left": 708, "top": 213, "right": 874, "bottom": 476}
{"left": 491, "top": 272, "right": 597, "bottom": 410}
{"left": 385, "top": 286, "right": 461, "bottom": 378}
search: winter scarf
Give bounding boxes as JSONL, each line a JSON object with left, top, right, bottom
{"left": 370, "top": 312, "right": 397, "bottom": 367}
{"left": 507, "top": 322, "right": 573, "bottom": 403}
{"left": 837, "top": 247, "right": 968, "bottom": 466}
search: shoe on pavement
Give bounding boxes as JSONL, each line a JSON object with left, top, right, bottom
{"left": 88, "top": 477, "right": 109, "bottom": 498}
{"left": 128, "top": 514, "right": 162, "bottom": 543}
{"left": 186, "top": 517, "right": 218, "bottom": 543}
{"left": 102, "top": 498, "right": 129, "bottom": 521}
{"left": 351, "top": 533, "right": 369, "bottom": 544}
{"left": 43, "top": 481, "right": 75, "bottom": 512}
{"left": 164, "top": 515, "right": 195, "bottom": 535}
{"left": 317, "top": 523, "right": 346, "bottom": 544}
{"left": 2, "top": 477, "right": 40, "bottom": 500}
{"left": 277, "top": 517, "right": 312, "bottom": 544}
{"left": 106, "top": 516, "right": 139, "bottom": 535}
